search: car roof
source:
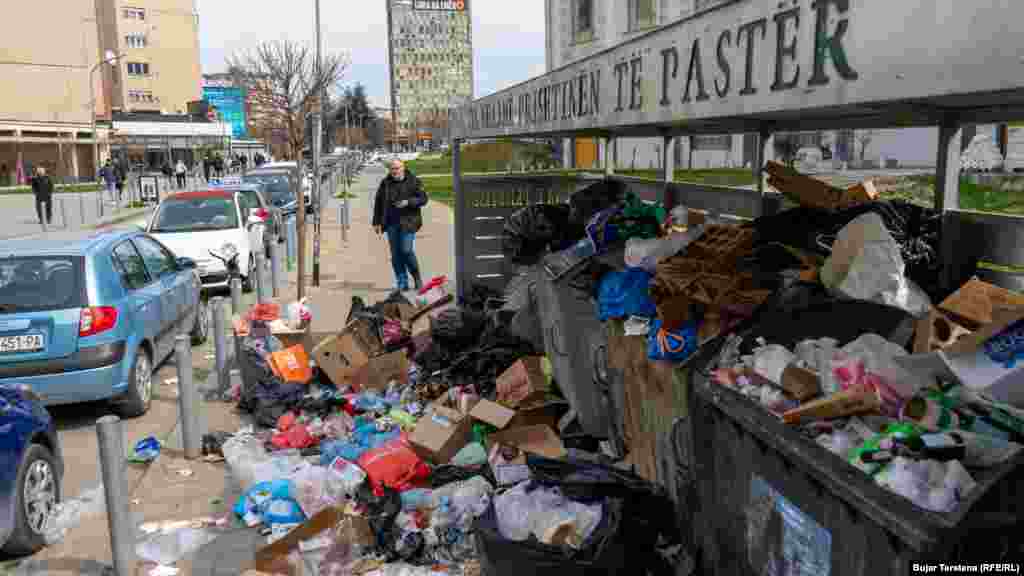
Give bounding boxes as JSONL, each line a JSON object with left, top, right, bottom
{"left": 166, "top": 190, "right": 235, "bottom": 201}
{"left": 210, "top": 183, "right": 263, "bottom": 192}
{"left": 262, "top": 161, "right": 297, "bottom": 168}
{"left": 0, "top": 229, "right": 139, "bottom": 258}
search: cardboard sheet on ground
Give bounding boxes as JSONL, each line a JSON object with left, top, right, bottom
{"left": 486, "top": 425, "right": 567, "bottom": 460}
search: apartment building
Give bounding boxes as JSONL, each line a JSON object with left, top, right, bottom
{"left": 387, "top": 0, "right": 474, "bottom": 149}
{"left": 97, "top": 0, "right": 201, "bottom": 115}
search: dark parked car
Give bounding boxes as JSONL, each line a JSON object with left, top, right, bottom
{"left": 0, "top": 382, "right": 62, "bottom": 555}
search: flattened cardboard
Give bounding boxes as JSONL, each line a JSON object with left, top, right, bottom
{"left": 351, "top": 350, "right": 410, "bottom": 392}
{"left": 409, "top": 405, "right": 473, "bottom": 464}
{"left": 913, "top": 309, "right": 972, "bottom": 354}
{"left": 507, "top": 398, "right": 570, "bottom": 431}
{"left": 939, "top": 277, "right": 1024, "bottom": 327}
{"left": 496, "top": 357, "right": 552, "bottom": 408}
{"left": 486, "top": 425, "right": 567, "bottom": 460}
{"left": 470, "top": 399, "right": 516, "bottom": 429}
{"left": 251, "top": 506, "right": 344, "bottom": 573}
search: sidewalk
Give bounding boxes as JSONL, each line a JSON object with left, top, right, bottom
{"left": 286, "top": 165, "right": 455, "bottom": 334}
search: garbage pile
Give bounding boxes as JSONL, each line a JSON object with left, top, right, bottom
{"left": 217, "top": 268, "right": 680, "bottom": 575}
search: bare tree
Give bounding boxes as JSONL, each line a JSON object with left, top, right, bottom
{"left": 855, "top": 130, "right": 876, "bottom": 164}
{"left": 227, "top": 41, "right": 349, "bottom": 160}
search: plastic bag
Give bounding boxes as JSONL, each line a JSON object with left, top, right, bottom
{"left": 328, "top": 457, "right": 368, "bottom": 494}
{"left": 647, "top": 318, "right": 698, "bottom": 363}
{"left": 269, "top": 344, "right": 313, "bottom": 384}
{"left": 820, "top": 212, "right": 931, "bottom": 317}
{"left": 287, "top": 464, "right": 349, "bottom": 518}
{"left": 357, "top": 435, "right": 431, "bottom": 493}
{"left": 597, "top": 269, "right": 658, "bottom": 321}
{"left": 624, "top": 225, "right": 707, "bottom": 272}
{"left": 136, "top": 527, "right": 218, "bottom": 566}
{"left": 832, "top": 333, "right": 928, "bottom": 416}
{"left": 493, "top": 482, "right": 603, "bottom": 548}
{"left": 234, "top": 479, "right": 306, "bottom": 526}
{"left": 284, "top": 298, "right": 312, "bottom": 329}
{"left": 223, "top": 435, "right": 305, "bottom": 492}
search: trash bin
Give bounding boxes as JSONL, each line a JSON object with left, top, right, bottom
{"left": 535, "top": 269, "right": 610, "bottom": 438}
{"left": 689, "top": 340, "right": 1024, "bottom": 575}
{"left": 138, "top": 175, "right": 160, "bottom": 205}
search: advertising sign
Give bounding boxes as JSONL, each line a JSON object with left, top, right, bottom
{"left": 202, "top": 86, "right": 247, "bottom": 139}
{"left": 413, "top": 0, "right": 466, "bottom": 11}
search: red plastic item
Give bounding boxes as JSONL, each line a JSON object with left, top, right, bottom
{"left": 418, "top": 276, "right": 448, "bottom": 295}
{"left": 271, "top": 423, "right": 317, "bottom": 449}
{"left": 277, "top": 412, "right": 297, "bottom": 432}
{"left": 246, "top": 302, "right": 281, "bottom": 322}
{"left": 356, "top": 435, "right": 431, "bottom": 493}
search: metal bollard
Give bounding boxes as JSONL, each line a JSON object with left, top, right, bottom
{"left": 96, "top": 415, "right": 135, "bottom": 575}
{"left": 270, "top": 241, "right": 281, "bottom": 298}
{"left": 59, "top": 198, "right": 67, "bottom": 229}
{"left": 230, "top": 278, "right": 242, "bottom": 316}
{"left": 210, "top": 297, "right": 229, "bottom": 399}
{"left": 339, "top": 203, "right": 347, "bottom": 243}
{"left": 254, "top": 250, "right": 268, "bottom": 303}
{"left": 286, "top": 216, "right": 297, "bottom": 270}
{"left": 79, "top": 191, "right": 86, "bottom": 227}
{"left": 174, "top": 335, "right": 201, "bottom": 459}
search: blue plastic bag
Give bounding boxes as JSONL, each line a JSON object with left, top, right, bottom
{"left": 647, "top": 319, "right": 698, "bottom": 363}
{"left": 597, "top": 269, "right": 657, "bottom": 321}
{"left": 128, "top": 436, "right": 161, "bottom": 463}
{"left": 234, "top": 479, "right": 306, "bottom": 526}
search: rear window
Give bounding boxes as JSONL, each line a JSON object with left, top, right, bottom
{"left": 243, "top": 174, "right": 293, "bottom": 206}
{"left": 151, "top": 196, "right": 239, "bottom": 232}
{"left": 0, "top": 256, "right": 86, "bottom": 312}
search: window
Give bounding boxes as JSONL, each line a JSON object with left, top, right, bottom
{"left": 628, "top": 0, "right": 656, "bottom": 31}
{"left": 132, "top": 237, "right": 176, "bottom": 280}
{"left": 127, "top": 62, "right": 150, "bottom": 76}
{"left": 128, "top": 90, "right": 156, "bottom": 103}
{"left": 125, "top": 34, "right": 147, "bottom": 48}
{"left": 112, "top": 242, "right": 150, "bottom": 290}
{"left": 122, "top": 7, "right": 145, "bottom": 20}
{"left": 572, "top": 0, "right": 594, "bottom": 43}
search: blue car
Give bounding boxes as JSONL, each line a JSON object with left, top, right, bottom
{"left": 0, "top": 383, "right": 62, "bottom": 555}
{"left": 0, "top": 229, "right": 207, "bottom": 417}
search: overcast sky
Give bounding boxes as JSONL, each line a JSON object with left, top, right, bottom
{"left": 197, "top": 0, "right": 547, "bottom": 108}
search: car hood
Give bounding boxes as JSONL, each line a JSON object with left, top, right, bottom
{"left": 150, "top": 229, "right": 247, "bottom": 264}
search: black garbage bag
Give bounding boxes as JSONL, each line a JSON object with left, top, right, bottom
{"left": 474, "top": 455, "right": 680, "bottom": 576}
{"left": 237, "top": 348, "right": 305, "bottom": 428}
{"left": 503, "top": 204, "right": 573, "bottom": 265}
{"left": 568, "top": 180, "right": 626, "bottom": 235}
{"left": 431, "top": 308, "right": 488, "bottom": 347}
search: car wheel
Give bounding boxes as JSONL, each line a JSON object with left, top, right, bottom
{"left": 115, "top": 346, "right": 152, "bottom": 418}
{"left": 242, "top": 255, "right": 255, "bottom": 293}
{"left": 191, "top": 297, "right": 210, "bottom": 345}
{"left": 2, "top": 444, "right": 60, "bottom": 556}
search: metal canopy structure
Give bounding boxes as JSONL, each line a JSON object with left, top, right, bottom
{"left": 452, "top": 0, "right": 1024, "bottom": 140}
{"left": 448, "top": 0, "right": 1024, "bottom": 298}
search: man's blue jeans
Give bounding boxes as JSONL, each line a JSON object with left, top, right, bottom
{"left": 386, "top": 226, "right": 421, "bottom": 291}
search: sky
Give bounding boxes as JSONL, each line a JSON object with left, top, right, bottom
{"left": 197, "top": 0, "right": 548, "bottom": 108}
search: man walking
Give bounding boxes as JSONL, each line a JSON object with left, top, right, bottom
{"left": 372, "top": 159, "right": 428, "bottom": 292}
{"left": 31, "top": 166, "right": 54, "bottom": 231}
{"left": 99, "top": 160, "right": 117, "bottom": 204}
{"left": 175, "top": 159, "right": 187, "bottom": 189}
{"left": 113, "top": 161, "right": 126, "bottom": 206}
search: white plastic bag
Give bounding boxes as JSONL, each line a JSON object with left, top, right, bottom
{"left": 624, "top": 225, "right": 707, "bottom": 271}
{"left": 820, "top": 213, "right": 931, "bottom": 317}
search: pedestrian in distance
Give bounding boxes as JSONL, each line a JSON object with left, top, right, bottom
{"left": 114, "top": 161, "right": 126, "bottom": 206}
{"left": 99, "top": 160, "right": 117, "bottom": 204}
{"left": 161, "top": 161, "right": 174, "bottom": 188}
{"left": 175, "top": 159, "right": 187, "bottom": 189}
{"left": 372, "top": 158, "right": 428, "bottom": 293}
{"left": 30, "top": 166, "right": 54, "bottom": 231}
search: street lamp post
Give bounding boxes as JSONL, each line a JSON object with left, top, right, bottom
{"left": 310, "top": 0, "right": 323, "bottom": 291}
{"left": 90, "top": 50, "right": 125, "bottom": 215}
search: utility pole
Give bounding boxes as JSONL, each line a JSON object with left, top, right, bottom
{"left": 386, "top": 0, "right": 398, "bottom": 154}
{"left": 311, "top": 0, "right": 323, "bottom": 289}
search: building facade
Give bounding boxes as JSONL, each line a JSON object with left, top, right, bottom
{"left": 387, "top": 0, "right": 473, "bottom": 148}
{"left": 97, "top": 0, "right": 202, "bottom": 115}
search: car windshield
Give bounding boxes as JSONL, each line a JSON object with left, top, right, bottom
{"left": 0, "top": 256, "right": 85, "bottom": 312}
{"left": 151, "top": 196, "right": 238, "bottom": 232}
{"left": 243, "top": 174, "right": 293, "bottom": 206}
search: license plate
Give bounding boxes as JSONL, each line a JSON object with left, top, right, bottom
{"left": 0, "top": 334, "right": 44, "bottom": 353}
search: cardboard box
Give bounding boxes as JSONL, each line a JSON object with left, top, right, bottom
{"left": 312, "top": 331, "right": 371, "bottom": 388}
{"left": 351, "top": 350, "right": 410, "bottom": 392}
{"left": 496, "top": 357, "right": 552, "bottom": 408}
{"left": 470, "top": 399, "right": 517, "bottom": 429}
{"left": 913, "top": 308, "right": 972, "bottom": 354}
{"left": 508, "top": 398, "right": 570, "bottom": 431}
{"left": 896, "top": 309, "right": 1024, "bottom": 407}
{"left": 409, "top": 405, "right": 473, "bottom": 464}
{"left": 486, "top": 425, "right": 567, "bottom": 460}
{"left": 249, "top": 507, "right": 373, "bottom": 576}
{"left": 780, "top": 364, "right": 821, "bottom": 402}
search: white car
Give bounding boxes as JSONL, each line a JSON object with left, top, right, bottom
{"left": 146, "top": 190, "right": 265, "bottom": 291}
{"left": 260, "top": 161, "right": 311, "bottom": 205}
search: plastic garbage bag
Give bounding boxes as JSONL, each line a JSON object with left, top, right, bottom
{"left": 452, "top": 442, "right": 488, "bottom": 468}
{"left": 287, "top": 464, "right": 349, "bottom": 518}
{"left": 42, "top": 484, "right": 106, "bottom": 545}
{"left": 493, "top": 482, "right": 603, "bottom": 548}
{"left": 223, "top": 434, "right": 305, "bottom": 492}
{"left": 357, "top": 435, "right": 431, "bottom": 493}
{"left": 327, "top": 457, "right": 368, "bottom": 494}
{"left": 136, "top": 527, "right": 218, "bottom": 566}
{"left": 647, "top": 318, "right": 698, "bottom": 363}
{"left": 624, "top": 225, "right": 707, "bottom": 272}
{"left": 832, "top": 333, "right": 928, "bottom": 416}
{"left": 597, "top": 269, "right": 658, "bottom": 321}
{"left": 874, "top": 456, "right": 977, "bottom": 512}
{"left": 234, "top": 479, "right": 306, "bottom": 526}
{"left": 820, "top": 212, "right": 931, "bottom": 317}
{"left": 128, "top": 436, "right": 161, "bottom": 463}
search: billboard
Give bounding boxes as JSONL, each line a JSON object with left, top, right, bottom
{"left": 412, "top": 0, "right": 466, "bottom": 10}
{"left": 201, "top": 85, "right": 247, "bottom": 138}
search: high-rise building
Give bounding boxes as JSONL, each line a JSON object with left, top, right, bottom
{"left": 387, "top": 0, "right": 473, "bottom": 148}
{"left": 97, "top": 0, "right": 202, "bottom": 115}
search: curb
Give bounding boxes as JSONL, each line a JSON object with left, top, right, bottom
{"left": 90, "top": 207, "right": 151, "bottom": 230}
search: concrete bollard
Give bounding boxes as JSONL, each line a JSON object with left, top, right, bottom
{"left": 96, "top": 415, "right": 135, "bottom": 575}
{"left": 270, "top": 241, "right": 281, "bottom": 298}
{"left": 254, "top": 250, "right": 268, "bottom": 303}
{"left": 174, "top": 335, "right": 201, "bottom": 459}
{"left": 230, "top": 278, "right": 242, "bottom": 316}
{"left": 210, "top": 298, "right": 229, "bottom": 399}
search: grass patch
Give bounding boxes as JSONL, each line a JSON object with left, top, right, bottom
{"left": 0, "top": 183, "right": 103, "bottom": 195}
{"left": 406, "top": 141, "right": 559, "bottom": 175}
{"left": 875, "top": 174, "right": 1024, "bottom": 215}
{"left": 608, "top": 168, "right": 757, "bottom": 187}
{"left": 422, "top": 175, "right": 454, "bottom": 206}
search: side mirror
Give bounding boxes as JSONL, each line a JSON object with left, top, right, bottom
{"left": 176, "top": 257, "right": 197, "bottom": 270}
